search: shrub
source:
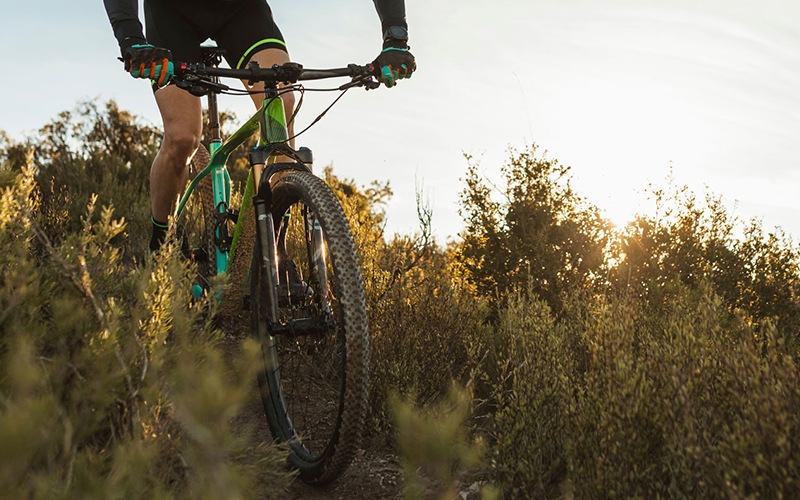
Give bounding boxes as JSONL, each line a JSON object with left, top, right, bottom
{"left": 485, "top": 287, "right": 572, "bottom": 497}
{"left": 565, "top": 283, "right": 800, "bottom": 497}
{"left": 367, "top": 235, "right": 489, "bottom": 440}
{"left": 458, "top": 146, "right": 611, "bottom": 315}
{"left": 614, "top": 178, "right": 800, "bottom": 352}
{"left": 319, "top": 168, "right": 489, "bottom": 439}
{"left": 483, "top": 280, "right": 800, "bottom": 498}
{"left": 28, "top": 101, "right": 158, "bottom": 258}
{"left": 0, "top": 167, "right": 291, "bottom": 498}
{"left": 391, "top": 385, "right": 490, "bottom": 499}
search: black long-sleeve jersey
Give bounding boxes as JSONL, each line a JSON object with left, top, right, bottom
{"left": 103, "top": 0, "right": 408, "bottom": 48}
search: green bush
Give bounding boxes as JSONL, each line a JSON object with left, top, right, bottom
{"left": 319, "top": 167, "right": 489, "bottom": 439}
{"left": 0, "top": 167, "right": 291, "bottom": 498}
{"left": 614, "top": 178, "right": 800, "bottom": 353}
{"left": 483, "top": 281, "right": 800, "bottom": 498}
{"left": 7, "top": 101, "right": 158, "bottom": 259}
{"left": 569, "top": 284, "right": 800, "bottom": 497}
{"left": 458, "top": 146, "right": 611, "bottom": 315}
{"left": 391, "top": 385, "right": 490, "bottom": 499}
{"left": 367, "top": 236, "right": 489, "bottom": 440}
{"left": 484, "top": 287, "right": 572, "bottom": 497}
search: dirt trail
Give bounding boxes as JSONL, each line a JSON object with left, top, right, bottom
{"left": 221, "top": 318, "right": 403, "bottom": 500}
{"left": 283, "top": 450, "right": 403, "bottom": 500}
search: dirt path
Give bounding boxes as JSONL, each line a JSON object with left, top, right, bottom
{"left": 221, "top": 318, "right": 404, "bottom": 500}
{"left": 283, "top": 450, "right": 403, "bottom": 500}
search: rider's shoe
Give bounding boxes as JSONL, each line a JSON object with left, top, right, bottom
{"left": 146, "top": 223, "right": 191, "bottom": 259}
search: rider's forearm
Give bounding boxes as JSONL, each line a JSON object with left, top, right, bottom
{"left": 104, "top": 0, "right": 146, "bottom": 49}
{"left": 372, "top": 0, "right": 407, "bottom": 32}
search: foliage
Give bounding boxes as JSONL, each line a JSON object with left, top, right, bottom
{"left": 459, "top": 146, "right": 611, "bottom": 315}
{"left": 6, "top": 100, "right": 159, "bottom": 258}
{"left": 459, "top": 150, "right": 800, "bottom": 497}
{"left": 614, "top": 177, "right": 800, "bottom": 351}
{"left": 570, "top": 284, "right": 800, "bottom": 497}
{"left": 4, "top": 101, "right": 800, "bottom": 498}
{"left": 321, "top": 168, "right": 488, "bottom": 440}
{"left": 391, "top": 385, "right": 494, "bottom": 499}
{"left": 474, "top": 280, "right": 800, "bottom": 498}
{"left": 0, "top": 138, "right": 290, "bottom": 497}
{"left": 483, "top": 287, "right": 572, "bottom": 497}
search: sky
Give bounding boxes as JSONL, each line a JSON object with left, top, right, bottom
{"left": 1, "top": 0, "right": 799, "bottom": 243}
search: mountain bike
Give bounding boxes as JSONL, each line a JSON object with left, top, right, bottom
{"left": 171, "top": 46, "right": 376, "bottom": 484}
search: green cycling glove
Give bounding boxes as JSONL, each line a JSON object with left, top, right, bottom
{"left": 374, "top": 47, "right": 416, "bottom": 88}
{"left": 123, "top": 44, "right": 174, "bottom": 88}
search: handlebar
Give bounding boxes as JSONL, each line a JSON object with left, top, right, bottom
{"left": 173, "top": 61, "right": 381, "bottom": 96}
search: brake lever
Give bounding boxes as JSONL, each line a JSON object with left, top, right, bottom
{"left": 339, "top": 76, "right": 380, "bottom": 91}
{"left": 174, "top": 78, "right": 207, "bottom": 97}
{"left": 174, "top": 76, "right": 231, "bottom": 97}
{"left": 363, "top": 78, "right": 381, "bottom": 90}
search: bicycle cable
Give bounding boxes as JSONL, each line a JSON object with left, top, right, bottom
{"left": 226, "top": 83, "right": 353, "bottom": 144}
{"left": 184, "top": 74, "right": 367, "bottom": 145}
{"left": 285, "top": 87, "right": 351, "bottom": 143}
{"left": 212, "top": 78, "right": 371, "bottom": 97}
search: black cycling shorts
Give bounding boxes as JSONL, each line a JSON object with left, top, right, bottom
{"left": 144, "top": 0, "right": 287, "bottom": 70}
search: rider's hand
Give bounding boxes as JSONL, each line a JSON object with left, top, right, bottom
{"left": 122, "top": 43, "right": 174, "bottom": 88}
{"left": 374, "top": 46, "right": 416, "bottom": 88}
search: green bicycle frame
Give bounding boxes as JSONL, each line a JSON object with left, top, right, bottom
{"left": 174, "top": 93, "right": 290, "bottom": 276}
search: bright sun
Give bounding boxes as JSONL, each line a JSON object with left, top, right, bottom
{"left": 540, "top": 74, "right": 710, "bottom": 232}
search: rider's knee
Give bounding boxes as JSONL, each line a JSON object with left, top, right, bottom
{"left": 162, "top": 130, "right": 201, "bottom": 162}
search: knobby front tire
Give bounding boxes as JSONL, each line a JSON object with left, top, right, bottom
{"left": 250, "top": 171, "right": 370, "bottom": 484}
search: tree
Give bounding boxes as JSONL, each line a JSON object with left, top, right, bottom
{"left": 613, "top": 177, "right": 800, "bottom": 349}
{"left": 458, "top": 145, "right": 612, "bottom": 314}
{"left": 9, "top": 100, "right": 161, "bottom": 255}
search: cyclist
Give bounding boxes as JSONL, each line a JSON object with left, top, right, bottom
{"left": 103, "top": 0, "right": 416, "bottom": 252}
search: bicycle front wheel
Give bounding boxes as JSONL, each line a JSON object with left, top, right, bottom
{"left": 250, "top": 171, "right": 369, "bottom": 484}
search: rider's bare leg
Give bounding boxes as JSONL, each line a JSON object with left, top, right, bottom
{"left": 151, "top": 85, "right": 203, "bottom": 224}
{"left": 148, "top": 49, "right": 293, "bottom": 250}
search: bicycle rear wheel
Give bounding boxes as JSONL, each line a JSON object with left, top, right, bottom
{"left": 176, "top": 145, "right": 216, "bottom": 289}
{"left": 250, "top": 171, "right": 369, "bottom": 484}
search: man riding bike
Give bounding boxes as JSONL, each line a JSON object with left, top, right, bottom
{"left": 103, "top": 0, "right": 416, "bottom": 253}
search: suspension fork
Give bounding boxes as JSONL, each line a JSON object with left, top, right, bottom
{"left": 306, "top": 207, "right": 331, "bottom": 304}
{"left": 250, "top": 148, "right": 281, "bottom": 324}
{"left": 250, "top": 84, "right": 296, "bottom": 323}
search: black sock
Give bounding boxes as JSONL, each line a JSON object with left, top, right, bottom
{"left": 149, "top": 216, "right": 169, "bottom": 252}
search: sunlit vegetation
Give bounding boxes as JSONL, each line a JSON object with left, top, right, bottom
{"left": 2, "top": 101, "right": 798, "bottom": 497}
